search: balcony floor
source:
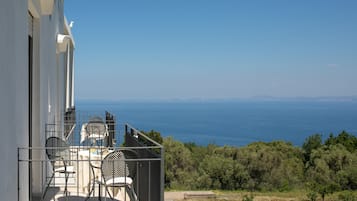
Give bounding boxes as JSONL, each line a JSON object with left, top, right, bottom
{"left": 36, "top": 187, "right": 122, "bottom": 201}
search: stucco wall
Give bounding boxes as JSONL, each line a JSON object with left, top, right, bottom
{"left": 0, "top": 0, "right": 71, "bottom": 200}
{"left": 0, "top": 0, "right": 29, "bottom": 200}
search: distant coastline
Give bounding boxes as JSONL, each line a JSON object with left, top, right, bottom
{"left": 76, "top": 95, "right": 357, "bottom": 104}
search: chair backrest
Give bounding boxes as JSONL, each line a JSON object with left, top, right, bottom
{"left": 45, "top": 137, "right": 70, "bottom": 164}
{"left": 101, "top": 149, "right": 138, "bottom": 182}
{"left": 86, "top": 116, "right": 106, "bottom": 137}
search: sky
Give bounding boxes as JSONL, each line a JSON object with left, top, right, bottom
{"left": 64, "top": 0, "right": 357, "bottom": 101}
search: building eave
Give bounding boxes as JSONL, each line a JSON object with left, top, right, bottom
{"left": 64, "top": 17, "right": 75, "bottom": 48}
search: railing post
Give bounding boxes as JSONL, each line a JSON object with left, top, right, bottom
{"left": 160, "top": 147, "right": 165, "bottom": 201}
{"left": 17, "top": 148, "right": 20, "bottom": 201}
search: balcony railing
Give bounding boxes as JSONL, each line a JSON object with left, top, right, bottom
{"left": 124, "top": 124, "right": 164, "bottom": 201}
{"left": 18, "top": 111, "right": 164, "bottom": 201}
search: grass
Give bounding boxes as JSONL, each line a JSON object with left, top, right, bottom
{"left": 215, "top": 189, "right": 307, "bottom": 197}
{"left": 169, "top": 190, "right": 357, "bottom": 201}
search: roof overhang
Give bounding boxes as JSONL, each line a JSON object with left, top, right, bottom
{"left": 57, "top": 34, "right": 71, "bottom": 53}
{"left": 57, "top": 18, "right": 75, "bottom": 53}
{"left": 64, "top": 17, "right": 75, "bottom": 48}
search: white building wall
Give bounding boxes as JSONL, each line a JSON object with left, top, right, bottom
{"left": 0, "top": 0, "right": 74, "bottom": 200}
{"left": 0, "top": 0, "right": 29, "bottom": 200}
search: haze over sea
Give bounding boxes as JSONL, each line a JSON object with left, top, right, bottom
{"left": 77, "top": 99, "right": 357, "bottom": 147}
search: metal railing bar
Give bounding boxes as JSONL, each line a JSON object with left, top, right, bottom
{"left": 76, "top": 148, "right": 79, "bottom": 196}
{"left": 125, "top": 123, "right": 163, "bottom": 147}
{"left": 160, "top": 147, "right": 165, "bottom": 201}
{"left": 18, "top": 145, "right": 163, "bottom": 150}
{"left": 65, "top": 123, "right": 76, "bottom": 141}
{"left": 18, "top": 159, "right": 162, "bottom": 163}
{"left": 148, "top": 161, "right": 151, "bottom": 201}
{"left": 136, "top": 161, "right": 139, "bottom": 198}
{"left": 17, "top": 148, "right": 19, "bottom": 201}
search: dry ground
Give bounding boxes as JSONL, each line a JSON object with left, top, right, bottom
{"left": 165, "top": 190, "right": 357, "bottom": 201}
{"left": 165, "top": 191, "right": 299, "bottom": 201}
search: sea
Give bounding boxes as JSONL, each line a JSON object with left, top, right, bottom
{"left": 76, "top": 100, "right": 357, "bottom": 147}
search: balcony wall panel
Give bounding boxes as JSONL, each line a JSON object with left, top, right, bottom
{"left": 125, "top": 133, "right": 163, "bottom": 201}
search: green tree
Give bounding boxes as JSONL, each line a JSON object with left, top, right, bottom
{"left": 325, "top": 131, "right": 357, "bottom": 153}
{"left": 306, "top": 144, "right": 357, "bottom": 200}
{"left": 148, "top": 131, "right": 356, "bottom": 193}
{"left": 302, "top": 134, "right": 323, "bottom": 162}
{"left": 237, "top": 141, "right": 304, "bottom": 191}
{"left": 163, "top": 137, "right": 196, "bottom": 189}
{"left": 141, "top": 129, "right": 163, "bottom": 144}
{"left": 198, "top": 155, "right": 250, "bottom": 190}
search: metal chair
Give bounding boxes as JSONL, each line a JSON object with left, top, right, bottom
{"left": 86, "top": 116, "right": 108, "bottom": 146}
{"left": 99, "top": 149, "right": 138, "bottom": 201}
{"left": 42, "top": 137, "right": 76, "bottom": 199}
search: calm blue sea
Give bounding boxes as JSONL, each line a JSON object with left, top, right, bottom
{"left": 76, "top": 100, "right": 357, "bottom": 147}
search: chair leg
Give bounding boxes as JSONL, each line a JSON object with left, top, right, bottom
{"left": 42, "top": 172, "right": 55, "bottom": 200}
{"left": 127, "top": 185, "right": 138, "bottom": 201}
{"left": 98, "top": 183, "right": 102, "bottom": 201}
{"left": 64, "top": 173, "right": 69, "bottom": 196}
{"left": 84, "top": 180, "right": 95, "bottom": 201}
{"left": 104, "top": 185, "right": 116, "bottom": 201}
{"left": 104, "top": 185, "right": 137, "bottom": 201}
{"left": 85, "top": 164, "right": 97, "bottom": 201}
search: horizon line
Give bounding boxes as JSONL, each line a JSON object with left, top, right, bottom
{"left": 75, "top": 95, "right": 357, "bottom": 103}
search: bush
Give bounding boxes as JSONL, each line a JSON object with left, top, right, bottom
{"left": 155, "top": 129, "right": 357, "bottom": 192}
{"left": 307, "top": 191, "right": 318, "bottom": 201}
{"left": 339, "top": 191, "right": 357, "bottom": 201}
{"left": 242, "top": 194, "right": 254, "bottom": 201}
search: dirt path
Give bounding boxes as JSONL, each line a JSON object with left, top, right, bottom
{"left": 165, "top": 191, "right": 185, "bottom": 201}
{"left": 165, "top": 191, "right": 215, "bottom": 201}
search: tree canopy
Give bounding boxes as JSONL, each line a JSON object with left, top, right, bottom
{"left": 145, "top": 130, "right": 357, "bottom": 199}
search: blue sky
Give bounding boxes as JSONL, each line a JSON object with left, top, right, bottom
{"left": 64, "top": 1, "right": 357, "bottom": 101}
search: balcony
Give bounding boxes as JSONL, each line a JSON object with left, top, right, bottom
{"left": 18, "top": 111, "right": 164, "bottom": 201}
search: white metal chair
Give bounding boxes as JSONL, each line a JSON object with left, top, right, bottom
{"left": 42, "top": 137, "right": 76, "bottom": 199}
{"left": 86, "top": 117, "right": 108, "bottom": 146}
{"left": 99, "top": 149, "right": 138, "bottom": 201}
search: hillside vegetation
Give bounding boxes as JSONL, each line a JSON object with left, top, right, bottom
{"left": 142, "top": 130, "right": 357, "bottom": 201}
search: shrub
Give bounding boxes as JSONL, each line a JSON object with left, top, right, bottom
{"left": 307, "top": 191, "right": 318, "bottom": 201}
{"left": 242, "top": 194, "right": 254, "bottom": 201}
{"left": 338, "top": 191, "right": 357, "bottom": 201}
